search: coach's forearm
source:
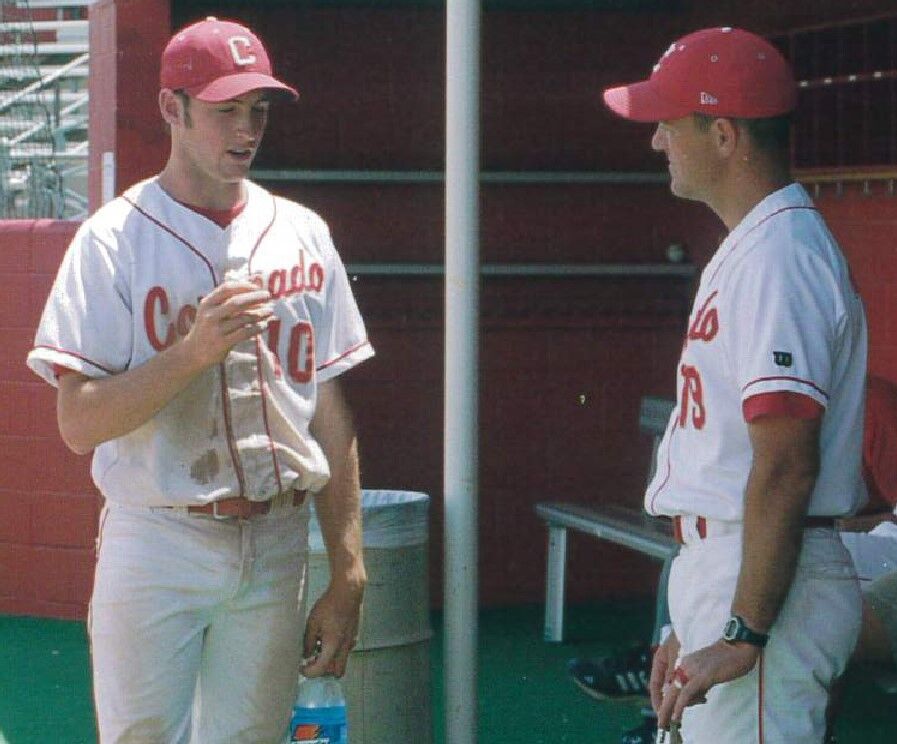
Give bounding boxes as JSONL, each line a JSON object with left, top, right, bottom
{"left": 731, "top": 416, "right": 821, "bottom": 632}
{"left": 734, "top": 481, "right": 807, "bottom": 633}
{"left": 57, "top": 340, "right": 211, "bottom": 454}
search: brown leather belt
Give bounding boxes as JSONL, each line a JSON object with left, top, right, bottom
{"left": 186, "top": 490, "right": 306, "bottom": 519}
{"left": 672, "top": 514, "right": 837, "bottom": 545}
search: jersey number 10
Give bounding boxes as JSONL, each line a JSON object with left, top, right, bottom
{"left": 265, "top": 319, "right": 315, "bottom": 383}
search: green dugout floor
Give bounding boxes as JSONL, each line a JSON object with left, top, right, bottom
{"left": 2, "top": 600, "right": 895, "bottom": 743}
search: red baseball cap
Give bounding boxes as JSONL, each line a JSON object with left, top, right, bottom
{"left": 160, "top": 17, "right": 298, "bottom": 102}
{"left": 603, "top": 27, "right": 796, "bottom": 122}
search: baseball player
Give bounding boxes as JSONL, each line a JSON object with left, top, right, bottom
{"left": 603, "top": 27, "right": 867, "bottom": 743}
{"left": 27, "top": 17, "right": 372, "bottom": 743}
{"left": 568, "top": 377, "right": 897, "bottom": 744}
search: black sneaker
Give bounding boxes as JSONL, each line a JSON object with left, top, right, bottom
{"left": 567, "top": 645, "right": 652, "bottom": 701}
{"left": 621, "top": 715, "right": 659, "bottom": 744}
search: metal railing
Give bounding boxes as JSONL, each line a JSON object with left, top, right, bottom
{"left": 251, "top": 168, "right": 669, "bottom": 185}
{"left": 0, "top": 5, "right": 88, "bottom": 220}
{"left": 0, "top": 52, "right": 88, "bottom": 114}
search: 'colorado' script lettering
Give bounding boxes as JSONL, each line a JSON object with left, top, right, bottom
{"left": 144, "top": 260, "right": 325, "bottom": 351}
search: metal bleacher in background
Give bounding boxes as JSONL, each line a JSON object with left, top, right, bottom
{"left": 0, "top": 0, "right": 89, "bottom": 219}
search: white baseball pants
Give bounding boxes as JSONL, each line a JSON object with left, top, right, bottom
{"left": 839, "top": 520, "right": 897, "bottom": 586}
{"left": 668, "top": 526, "right": 861, "bottom": 744}
{"left": 89, "top": 502, "right": 309, "bottom": 744}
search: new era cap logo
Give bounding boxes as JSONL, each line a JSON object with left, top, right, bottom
{"left": 700, "top": 92, "right": 719, "bottom": 105}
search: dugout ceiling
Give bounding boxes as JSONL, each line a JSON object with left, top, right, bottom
{"left": 174, "top": 0, "right": 682, "bottom": 10}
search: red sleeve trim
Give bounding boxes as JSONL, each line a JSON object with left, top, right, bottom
{"left": 743, "top": 391, "right": 824, "bottom": 422}
{"left": 316, "top": 340, "right": 371, "bottom": 372}
{"left": 32, "top": 345, "right": 116, "bottom": 375}
{"left": 742, "top": 375, "right": 829, "bottom": 400}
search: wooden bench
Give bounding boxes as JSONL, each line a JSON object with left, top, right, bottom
{"left": 535, "top": 396, "right": 676, "bottom": 642}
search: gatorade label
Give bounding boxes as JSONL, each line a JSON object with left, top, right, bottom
{"left": 290, "top": 723, "right": 347, "bottom": 744}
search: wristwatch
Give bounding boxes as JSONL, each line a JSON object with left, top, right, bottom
{"left": 722, "top": 615, "right": 769, "bottom": 648}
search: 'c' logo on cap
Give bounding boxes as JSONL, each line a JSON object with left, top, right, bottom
{"left": 228, "top": 36, "right": 257, "bottom": 66}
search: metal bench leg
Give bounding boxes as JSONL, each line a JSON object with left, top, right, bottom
{"left": 544, "top": 525, "right": 568, "bottom": 642}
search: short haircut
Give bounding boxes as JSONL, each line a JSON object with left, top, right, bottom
{"left": 693, "top": 113, "right": 791, "bottom": 156}
{"left": 174, "top": 90, "right": 192, "bottom": 128}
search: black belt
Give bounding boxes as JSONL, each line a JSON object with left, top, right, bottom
{"left": 803, "top": 515, "right": 837, "bottom": 528}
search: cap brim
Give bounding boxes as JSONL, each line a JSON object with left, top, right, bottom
{"left": 188, "top": 72, "right": 299, "bottom": 102}
{"left": 602, "top": 80, "right": 692, "bottom": 123}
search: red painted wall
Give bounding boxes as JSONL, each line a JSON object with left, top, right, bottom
{"left": 817, "top": 186, "right": 897, "bottom": 382}
{"left": 5, "top": 3, "right": 897, "bottom": 619}
{"left": 0, "top": 221, "right": 98, "bottom": 620}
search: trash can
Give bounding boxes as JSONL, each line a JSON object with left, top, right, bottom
{"left": 307, "top": 490, "right": 432, "bottom": 743}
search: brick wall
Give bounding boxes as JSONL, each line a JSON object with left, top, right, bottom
{"left": 0, "top": 221, "right": 98, "bottom": 620}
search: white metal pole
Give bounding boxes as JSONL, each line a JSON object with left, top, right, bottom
{"left": 444, "top": 0, "right": 480, "bottom": 742}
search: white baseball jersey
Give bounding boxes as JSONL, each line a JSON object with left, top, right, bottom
{"left": 27, "top": 178, "right": 373, "bottom": 507}
{"left": 646, "top": 183, "right": 867, "bottom": 521}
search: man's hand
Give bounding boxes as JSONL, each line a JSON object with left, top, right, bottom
{"left": 304, "top": 379, "right": 366, "bottom": 678}
{"left": 301, "top": 576, "right": 365, "bottom": 678}
{"left": 650, "top": 630, "right": 680, "bottom": 715}
{"left": 181, "top": 281, "right": 273, "bottom": 368}
{"left": 657, "top": 640, "right": 760, "bottom": 729}
{"left": 56, "top": 280, "right": 274, "bottom": 454}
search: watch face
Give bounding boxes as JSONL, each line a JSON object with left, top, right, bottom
{"left": 724, "top": 617, "right": 740, "bottom": 640}
{"left": 723, "top": 616, "right": 768, "bottom": 647}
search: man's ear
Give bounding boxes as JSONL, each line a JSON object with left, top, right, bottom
{"left": 159, "top": 89, "right": 182, "bottom": 127}
{"left": 711, "top": 117, "right": 740, "bottom": 159}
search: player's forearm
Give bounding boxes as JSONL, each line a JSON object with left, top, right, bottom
{"left": 732, "top": 422, "right": 820, "bottom": 632}
{"left": 311, "top": 380, "right": 367, "bottom": 590}
{"left": 57, "top": 340, "right": 210, "bottom": 454}
{"left": 314, "top": 441, "right": 366, "bottom": 588}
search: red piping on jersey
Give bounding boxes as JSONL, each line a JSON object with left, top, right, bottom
{"left": 742, "top": 375, "right": 829, "bottom": 400}
{"left": 647, "top": 419, "right": 677, "bottom": 515}
{"left": 123, "top": 196, "right": 218, "bottom": 280}
{"left": 216, "top": 367, "right": 247, "bottom": 498}
{"left": 253, "top": 335, "right": 283, "bottom": 494}
{"left": 247, "top": 196, "right": 283, "bottom": 494}
{"left": 707, "top": 206, "right": 818, "bottom": 286}
{"left": 246, "top": 195, "right": 276, "bottom": 270}
{"left": 31, "top": 345, "right": 116, "bottom": 375}
{"left": 317, "top": 339, "right": 371, "bottom": 372}
{"left": 128, "top": 195, "right": 249, "bottom": 499}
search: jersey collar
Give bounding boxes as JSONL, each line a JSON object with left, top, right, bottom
{"left": 706, "top": 182, "right": 812, "bottom": 278}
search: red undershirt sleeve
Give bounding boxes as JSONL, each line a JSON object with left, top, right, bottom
{"left": 743, "top": 390, "right": 824, "bottom": 422}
